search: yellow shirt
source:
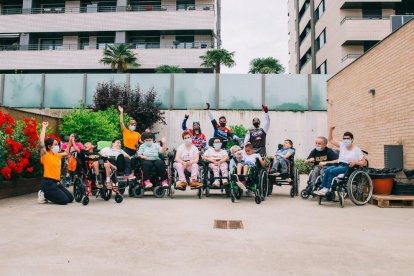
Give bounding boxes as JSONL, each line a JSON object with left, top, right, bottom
{"left": 41, "top": 151, "right": 63, "bottom": 181}
{"left": 122, "top": 128, "right": 141, "bottom": 150}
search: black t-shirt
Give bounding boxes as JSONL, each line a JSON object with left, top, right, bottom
{"left": 79, "top": 149, "right": 100, "bottom": 161}
{"left": 307, "top": 147, "right": 338, "bottom": 165}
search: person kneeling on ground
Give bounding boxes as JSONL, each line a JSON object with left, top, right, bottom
{"left": 138, "top": 132, "right": 168, "bottom": 188}
{"left": 270, "top": 139, "right": 294, "bottom": 179}
{"left": 173, "top": 131, "right": 203, "bottom": 189}
{"left": 304, "top": 136, "right": 338, "bottom": 186}
{"left": 234, "top": 143, "right": 266, "bottom": 191}
{"left": 202, "top": 137, "right": 229, "bottom": 187}
{"left": 315, "top": 126, "right": 366, "bottom": 196}
{"left": 38, "top": 122, "right": 74, "bottom": 205}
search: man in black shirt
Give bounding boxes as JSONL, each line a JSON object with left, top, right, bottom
{"left": 305, "top": 136, "right": 338, "bottom": 185}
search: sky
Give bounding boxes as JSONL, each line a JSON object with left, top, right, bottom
{"left": 220, "top": 0, "right": 289, "bottom": 74}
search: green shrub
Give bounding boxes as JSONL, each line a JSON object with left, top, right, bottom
{"left": 60, "top": 107, "right": 131, "bottom": 144}
{"left": 295, "top": 158, "right": 313, "bottom": 175}
{"left": 226, "top": 124, "right": 249, "bottom": 149}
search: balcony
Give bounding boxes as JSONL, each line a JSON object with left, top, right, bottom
{"left": 340, "top": 16, "right": 391, "bottom": 45}
{"left": 340, "top": 0, "right": 401, "bottom": 9}
{"left": 0, "top": 4, "right": 215, "bottom": 33}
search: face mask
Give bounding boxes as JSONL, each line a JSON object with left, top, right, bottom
{"left": 145, "top": 141, "right": 153, "bottom": 147}
{"left": 52, "top": 145, "right": 60, "bottom": 153}
{"left": 343, "top": 140, "right": 352, "bottom": 147}
{"left": 253, "top": 122, "right": 260, "bottom": 128}
{"left": 219, "top": 122, "right": 226, "bottom": 127}
{"left": 213, "top": 143, "right": 222, "bottom": 149}
{"left": 184, "top": 138, "right": 192, "bottom": 145}
{"left": 193, "top": 127, "right": 200, "bottom": 131}
{"left": 315, "top": 146, "right": 322, "bottom": 151}
{"left": 129, "top": 125, "right": 136, "bottom": 131}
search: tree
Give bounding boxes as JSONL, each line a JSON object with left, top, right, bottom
{"left": 99, "top": 44, "right": 140, "bottom": 73}
{"left": 248, "top": 57, "right": 285, "bottom": 74}
{"left": 92, "top": 81, "right": 166, "bottom": 131}
{"left": 199, "top": 49, "right": 235, "bottom": 73}
{"left": 155, "top": 65, "right": 186, "bottom": 73}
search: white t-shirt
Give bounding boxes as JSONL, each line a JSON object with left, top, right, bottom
{"left": 204, "top": 148, "right": 228, "bottom": 161}
{"left": 100, "top": 147, "right": 127, "bottom": 158}
{"left": 177, "top": 144, "right": 199, "bottom": 161}
{"left": 338, "top": 142, "right": 363, "bottom": 163}
{"left": 243, "top": 153, "right": 261, "bottom": 164}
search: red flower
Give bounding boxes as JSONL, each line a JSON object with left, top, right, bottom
{"left": 5, "top": 126, "right": 13, "bottom": 136}
{"left": 26, "top": 167, "right": 33, "bottom": 173}
{"left": 0, "top": 167, "right": 12, "bottom": 180}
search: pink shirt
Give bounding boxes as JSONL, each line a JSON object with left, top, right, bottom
{"left": 61, "top": 142, "right": 84, "bottom": 152}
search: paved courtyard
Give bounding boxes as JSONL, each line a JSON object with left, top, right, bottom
{"left": 0, "top": 176, "right": 413, "bottom": 275}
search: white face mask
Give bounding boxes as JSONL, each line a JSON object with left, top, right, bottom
{"left": 52, "top": 145, "right": 60, "bottom": 153}
{"left": 343, "top": 140, "right": 352, "bottom": 147}
{"left": 213, "top": 143, "right": 222, "bottom": 149}
{"left": 129, "top": 125, "right": 136, "bottom": 131}
{"left": 184, "top": 138, "right": 192, "bottom": 145}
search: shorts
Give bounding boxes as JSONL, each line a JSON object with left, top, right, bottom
{"left": 245, "top": 161, "right": 256, "bottom": 168}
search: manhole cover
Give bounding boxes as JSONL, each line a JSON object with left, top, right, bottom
{"left": 214, "top": 220, "right": 244, "bottom": 229}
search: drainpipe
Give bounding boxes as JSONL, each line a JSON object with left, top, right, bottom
{"left": 310, "top": 0, "right": 316, "bottom": 73}
{"left": 294, "top": 0, "right": 300, "bottom": 73}
{"left": 216, "top": 0, "right": 222, "bottom": 49}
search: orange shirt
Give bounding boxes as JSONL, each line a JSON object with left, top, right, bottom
{"left": 122, "top": 128, "right": 141, "bottom": 150}
{"left": 41, "top": 151, "right": 63, "bottom": 181}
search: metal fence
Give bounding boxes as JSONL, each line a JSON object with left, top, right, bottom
{"left": 0, "top": 73, "right": 330, "bottom": 110}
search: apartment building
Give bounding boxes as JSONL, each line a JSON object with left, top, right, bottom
{"left": 0, "top": 0, "right": 221, "bottom": 73}
{"left": 288, "top": 0, "right": 414, "bottom": 74}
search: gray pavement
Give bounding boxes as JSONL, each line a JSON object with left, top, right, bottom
{"left": 0, "top": 176, "right": 413, "bottom": 276}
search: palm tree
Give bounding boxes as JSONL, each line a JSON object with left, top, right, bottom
{"left": 155, "top": 65, "right": 186, "bottom": 73}
{"left": 248, "top": 57, "right": 285, "bottom": 74}
{"left": 199, "top": 49, "right": 235, "bottom": 73}
{"left": 99, "top": 44, "right": 140, "bottom": 73}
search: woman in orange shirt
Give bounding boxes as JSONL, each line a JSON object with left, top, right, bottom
{"left": 37, "top": 122, "right": 74, "bottom": 205}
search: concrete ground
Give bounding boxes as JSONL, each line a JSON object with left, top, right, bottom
{"left": 0, "top": 176, "right": 413, "bottom": 276}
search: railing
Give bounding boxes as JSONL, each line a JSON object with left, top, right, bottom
{"left": 0, "top": 42, "right": 215, "bottom": 51}
{"left": 0, "top": 4, "right": 214, "bottom": 15}
{"left": 341, "top": 15, "right": 390, "bottom": 25}
{"left": 341, "top": 53, "right": 362, "bottom": 62}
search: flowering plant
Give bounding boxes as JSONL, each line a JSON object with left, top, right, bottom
{"left": 0, "top": 112, "right": 42, "bottom": 180}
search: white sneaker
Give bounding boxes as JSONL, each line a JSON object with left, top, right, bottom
{"left": 246, "top": 190, "right": 254, "bottom": 197}
{"left": 212, "top": 180, "right": 220, "bottom": 187}
{"left": 236, "top": 181, "right": 247, "bottom": 192}
{"left": 37, "top": 190, "right": 47, "bottom": 204}
{"left": 318, "top": 188, "right": 329, "bottom": 196}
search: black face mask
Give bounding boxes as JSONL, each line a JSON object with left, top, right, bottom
{"left": 253, "top": 123, "right": 260, "bottom": 128}
{"left": 193, "top": 127, "right": 200, "bottom": 131}
{"left": 220, "top": 122, "right": 226, "bottom": 127}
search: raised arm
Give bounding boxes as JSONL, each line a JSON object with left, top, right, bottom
{"left": 160, "top": 137, "right": 167, "bottom": 154}
{"left": 118, "top": 105, "right": 126, "bottom": 131}
{"left": 244, "top": 132, "right": 250, "bottom": 145}
{"left": 182, "top": 114, "right": 189, "bottom": 131}
{"left": 328, "top": 126, "right": 340, "bottom": 148}
{"left": 39, "top": 122, "right": 48, "bottom": 156}
{"left": 263, "top": 106, "right": 270, "bottom": 133}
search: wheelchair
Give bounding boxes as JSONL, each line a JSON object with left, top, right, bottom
{"left": 168, "top": 149, "right": 204, "bottom": 199}
{"left": 129, "top": 155, "right": 171, "bottom": 199}
{"left": 229, "top": 158, "right": 268, "bottom": 204}
{"left": 267, "top": 151, "right": 300, "bottom": 198}
{"left": 317, "top": 165, "right": 373, "bottom": 208}
{"left": 72, "top": 153, "right": 123, "bottom": 205}
{"left": 300, "top": 165, "right": 323, "bottom": 199}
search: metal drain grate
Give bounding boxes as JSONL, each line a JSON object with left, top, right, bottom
{"left": 214, "top": 220, "right": 244, "bottom": 229}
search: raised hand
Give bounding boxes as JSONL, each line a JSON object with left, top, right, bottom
{"left": 330, "top": 126, "right": 335, "bottom": 131}
{"left": 118, "top": 105, "right": 123, "bottom": 113}
{"left": 184, "top": 114, "right": 189, "bottom": 120}
{"left": 42, "top": 122, "right": 48, "bottom": 128}
{"left": 262, "top": 104, "right": 268, "bottom": 113}
{"left": 205, "top": 102, "right": 210, "bottom": 110}
{"left": 161, "top": 137, "right": 166, "bottom": 144}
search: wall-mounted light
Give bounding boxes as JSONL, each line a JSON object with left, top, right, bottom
{"left": 368, "top": 89, "right": 375, "bottom": 96}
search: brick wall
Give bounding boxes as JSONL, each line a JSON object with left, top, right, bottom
{"left": 327, "top": 19, "right": 414, "bottom": 168}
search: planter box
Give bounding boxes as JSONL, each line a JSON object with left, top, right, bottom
{"left": 0, "top": 178, "right": 42, "bottom": 200}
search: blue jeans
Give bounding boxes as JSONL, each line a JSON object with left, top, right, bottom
{"left": 321, "top": 165, "right": 348, "bottom": 189}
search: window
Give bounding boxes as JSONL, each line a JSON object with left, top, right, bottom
{"left": 363, "top": 41, "right": 378, "bottom": 52}
{"left": 96, "top": 37, "right": 115, "bottom": 49}
{"left": 362, "top": 3, "right": 382, "bottom": 18}
{"left": 298, "top": 0, "right": 310, "bottom": 21}
{"left": 130, "top": 36, "right": 160, "bottom": 49}
{"left": 177, "top": 0, "right": 195, "bottom": 10}
{"left": 79, "top": 37, "right": 89, "bottom": 49}
{"left": 299, "top": 48, "right": 312, "bottom": 70}
{"left": 174, "top": 35, "right": 194, "bottom": 48}
{"left": 315, "top": 28, "right": 326, "bottom": 51}
{"left": 299, "top": 21, "right": 311, "bottom": 45}
{"left": 314, "top": 0, "right": 325, "bottom": 22}
{"left": 40, "top": 38, "right": 63, "bottom": 50}
{"left": 316, "top": 60, "right": 327, "bottom": 74}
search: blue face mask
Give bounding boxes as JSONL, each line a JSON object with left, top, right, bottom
{"left": 184, "top": 138, "right": 192, "bottom": 145}
{"left": 129, "top": 125, "right": 136, "bottom": 131}
{"left": 315, "top": 146, "right": 322, "bottom": 151}
{"left": 343, "top": 140, "right": 352, "bottom": 147}
{"left": 213, "top": 143, "right": 222, "bottom": 149}
{"left": 52, "top": 145, "right": 60, "bottom": 153}
{"left": 145, "top": 141, "right": 153, "bottom": 147}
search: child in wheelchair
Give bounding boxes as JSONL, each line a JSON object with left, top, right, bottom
{"left": 269, "top": 139, "right": 294, "bottom": 179}
{"left": 202, "top": 137, "right": 229, "bottom": 187}
{"left": 72, "top": 141, "right": 103, "bottom": 188}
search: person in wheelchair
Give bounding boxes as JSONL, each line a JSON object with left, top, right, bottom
{"left": 202, "top": 137, "right": 229, "bottom": 187}
{"left": 269, "top": 139, "right": 295, "bottom": 179}
{"left": 182, "top": 114, "right": 207, "bottom": 150}
{"left": 234, "top": 143, "right": 266, "bottom": 191}
{"left": 100, "top": 138, "right": 134, "bottom": 188}
{"left": 229, "top": 145, "right": 244, "bottom": 172}
{"left": 304, "top": 136, "right": 338, "bottom": 186}
{"left": 137, "top": 132, "right": 168, "bottom": 189}
{"left": 61, "top": 133, "right": 84, "bottom": 186}
{"left": 315, "top": 127, "right": 366, "bottom": 196}
{"left": 72, "top": 140, "right": 103, "bottom": 188}
{"left": 173, "top": 131, "right": 203, "bottom": 189}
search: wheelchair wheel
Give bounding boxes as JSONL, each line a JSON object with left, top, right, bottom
{"left": 73, "top": 177, "right": 84, "bottom": 203}
{"left": 118, "top": 186, "right": 126, "bottom": 195}
{"left": 128, "top": 185, "right": 134, "bottom": 197}
{"left": 255, "top": 195, "right": 262, "bottom": 204}
{"left": 338, "top": 190, "right": 345, "bottom": 208}
{"left": 132, "top": 185, "right": 144, "bottom": 198}
{"left": 153, "top": 186, "right": 166, "bottom": 198}
{"left": 115, "top": 194, "right": 123, "bottom": 203}
{"left": 294, "top": 169, "right": 300, "bottom": 196}
{"left": 235, "top": 188, "right": 243, "bottom": 200}
{"left": 82, "top": 196, "right": 89, "bottom": 206}
{"left": 290, "top": 187, "right": 295, "bottom": 198}
{"left": 259, "top": 170, "right": 269, "bottom": 200}
{"left": 101, "top": 188, "right": 112, "bottom": 201}
{"left": 267, "top": 183, "right": 273, "bottom": 196}
{"left": 318, "top": 196, "right": 322, "bottom": 205}
{"left": 205, "top": 186, "right": 210, "bottom": 197}
{"left": 197, "top": 188, "right": 202, "bottom": 199}
{"left": 300, "top": 189, "right": 310, "bottom": 199}
{"left": 231, "top": 193, "right": 236, "bottom": 203}
{"left": 347, "top": 170, "right": 373, "bottom": 206}
{"left": 169, "top": 188, "right": 175, "bottom": 199}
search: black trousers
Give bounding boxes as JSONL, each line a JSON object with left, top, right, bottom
{"left": 41, "top": 178, "right": 74, "bottom": 205}
{"left": 141, "top": 159, "right": 167, "bottom": 181}
{"left": 108, "top": 154, "right": 132, "bottom": 175}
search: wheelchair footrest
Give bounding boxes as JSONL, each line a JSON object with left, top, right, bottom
{"left": 175, "top": 187, "right": 186, "bottom": 191}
